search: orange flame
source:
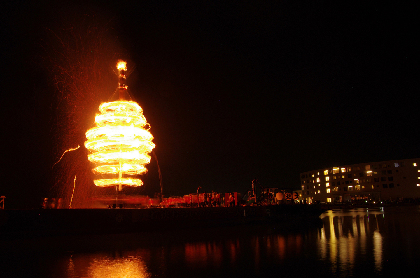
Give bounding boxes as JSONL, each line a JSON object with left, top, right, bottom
{"left": 85, "top": 100, "right": 155, "bottom": 188}
{"left": 117, "top": 60, "right": 127, "bottom": 71}
{"left": 85, "top": 67, "right": 155, "bottom": 189}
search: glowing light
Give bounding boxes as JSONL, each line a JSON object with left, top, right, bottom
{"left": 117, "top": 60, "right": 127, "bottom": 71}
{"left": 85, "top": 101, "right": 155, "bottom": 188}
{"left": 85, "top": 61, "right": 155, "bottom": 189}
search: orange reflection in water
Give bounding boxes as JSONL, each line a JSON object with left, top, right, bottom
{"left": 88, "top": 257, "right": 149, "bottom": 278}
{"left": 185, "top": 241, "right": 224, "bottom": 268}
{"left": 67, "top": 253, "right": 151, "bottom": 278}
{"left": 184, "top": 232, "right": 303, "bottom": 270}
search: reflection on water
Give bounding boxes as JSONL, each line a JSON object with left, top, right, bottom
{"left": 183, "top": 232, "right": 303, "bottom": 274}
{"left": 2, "top": 206, "right": 420, "bottom": 277}
{"left": 185, "top": 241, "right": 224, "bottom": 268}
{"left": 67, "top": 253, "right": 151, "bottom": 278}
{"left": 318, "top": 208, "right": 385, "bottom": 276}
{"left": 48, "top": 228, "right": 308, "bottom": 278}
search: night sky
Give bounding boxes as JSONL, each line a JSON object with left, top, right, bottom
{"left": 1, "top": 1, "right": 418, "bottom": 208}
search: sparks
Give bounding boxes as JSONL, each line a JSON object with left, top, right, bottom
{"left": 69, "top": 175, "right": 77, "bottom": 209}
{"left": 85, "top": 61, "right": 155, "bottom": 191}
{"left": 52, "top": 145, "right": 81, "bottom": 168}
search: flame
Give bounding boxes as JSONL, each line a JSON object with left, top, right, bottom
{"left": 117, "top": 60, "right": 127, "bottom": 71}
{"left": 85, "top": 100, "right": 155, "bottom": 188}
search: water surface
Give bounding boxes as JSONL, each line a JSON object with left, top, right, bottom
{"left": 2, "top": 206, "right": 420, "bottom": 277}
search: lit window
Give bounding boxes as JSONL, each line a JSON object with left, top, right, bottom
{"left": 326, "top": 182, "right": 330, "bottom": 187}
{"left": 348, "top": 186, "right": 353, "bottom": 191}
{"left": 316, "top": 177, "right": 320, "bottom": 182}
{"left": 341, "top": 167, "right": 347, "bottom": 173}
{"left": 318, "top": 190, "right": 320, "bottom": 194}
{"left": 301, "top": 185, "right": 305, "bottom": 190}
{"left": 394, "top": 163, "right": 400, "bottom": 167}
{"left": 414, "top": 163, "right": 417, "bottom": 167}
{"left": 312, "top": 174, "right": 315, "bottom": 177}
{"left": 317, "top": 172, "right": 320, "bottom": 175}
{"left": 355, "top": 185, "right": 360, "bottom": 190}
{"left": 318, "top": 184, "right": 321, "bottom": 187}
{"left": 326, "top": 188, "right": 331, "bottom": 193}
{"left": 418, "top": 170, "right": 420, "bottom": 173}
{"left": 372, "top": 185, "right": 374, "bottom": 189}
{"left": 333, "top": 167, "right": 340, "bottom": 174}
{"left": 327, "top": 198, "right": 332, "bottom": 203}
{"left": 324, "top": 170, "right": 329, "bottom": 175}
{"left": 417, "top": 184, "right": 420, "bottom": 187}
{"left": 325, "top": 176, "right": 330, "bottom": 181}
{"left": 367, "top": 170, "right": 372, "bottom": 176}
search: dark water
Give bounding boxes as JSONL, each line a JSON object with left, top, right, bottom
{"left": 1, "top": 206, "right": 420, "bottom": 277}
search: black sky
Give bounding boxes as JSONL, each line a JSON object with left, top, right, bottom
{"left": 1, "top": 1, "right": 419, "bottom": 208}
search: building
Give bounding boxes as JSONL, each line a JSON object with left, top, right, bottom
{"left": 300, "top": 158, "right": 420, "bottom": 204}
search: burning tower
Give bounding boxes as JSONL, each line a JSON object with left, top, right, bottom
{"left": 85, "top": 61, "right": 155, "bottom": 191}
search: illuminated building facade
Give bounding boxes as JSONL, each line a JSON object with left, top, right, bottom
{"left": 300, "top": 158, "right": 420, "bottom": 203}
